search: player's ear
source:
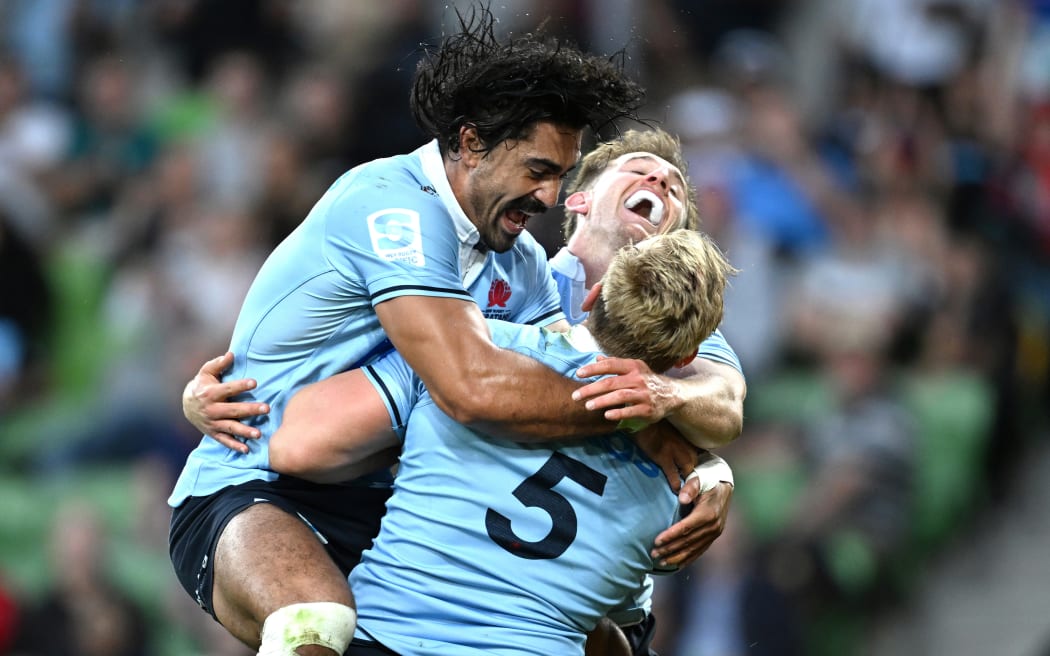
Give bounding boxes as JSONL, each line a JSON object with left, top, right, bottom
{"left": 581, "top": 281, "right": 602, "bottom": 313}
{"left": 458, "top": 124, "right": 484, "bottom": 168}
{"left": 672, "top": 352, "right": 698, "bottom": 369}
{"left": 565, "top": 191, "right": 592, "bottom": 217}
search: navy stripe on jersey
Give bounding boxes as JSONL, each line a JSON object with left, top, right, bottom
{"left": 366, "top": 364, "right": 402, "bottom": 428}
{"left": 369, "top": 285, "right": 474, "bottom": 302}
{"left": 522, "top": 308, "right": 563, "bottom": 326}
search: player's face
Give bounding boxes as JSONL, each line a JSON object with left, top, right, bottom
{"left": 465, "top": 122, "right": 582, "bottom": 253}
{"left": 584, "top": 152, "right": 687, "bottom": 247}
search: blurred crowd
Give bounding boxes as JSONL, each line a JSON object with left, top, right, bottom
{"left": 0, "top": 1, "right": 1047, "bottom": 655}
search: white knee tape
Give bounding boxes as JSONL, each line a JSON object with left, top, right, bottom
{"left": 258, "top": 602, "right": 357, "bottom": 656}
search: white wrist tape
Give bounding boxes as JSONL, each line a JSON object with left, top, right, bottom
{"left": 685, "top": 450, "right": 733, "bottom": 495}
{"left": 258, "top": 602, "right": 357, "bottom": 656}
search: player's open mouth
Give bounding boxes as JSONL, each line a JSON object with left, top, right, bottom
{"left": 625, "top": 190, "right": 665, "bottom": 226}
{"left": 502, "top": 209, "right": 529, "bottom": 233}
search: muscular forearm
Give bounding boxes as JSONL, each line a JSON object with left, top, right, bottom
{"left": 379, "top": 295, "right": 614, "bottom": 442}
{"left": 433, "top": 345, "right": 615, "bottom": 441}
{"left": 664, "top": 360, "right": 746, "bottom": 449}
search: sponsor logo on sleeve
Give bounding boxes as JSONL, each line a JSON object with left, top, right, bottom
{"left": 367, "top": 208, "right": 425, "bottom": 266}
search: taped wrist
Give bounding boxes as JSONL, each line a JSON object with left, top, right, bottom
{"left": 685, "top": 450, "right": 733, "bottom": 494}
{"left": 258, "top": 602, "right": 357, "bottom": 656}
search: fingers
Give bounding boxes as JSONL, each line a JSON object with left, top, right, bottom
{"left": 210, "top": 431, "right": 250, "bottom": 454}
{"left": 572, "top": 376, "right": 650, "bottom": 411}
{"left": 583, "top": 389, "right": 648, "bottom": 414}
{"left": 652, "top": 530, "right": 718, "bottom": 568}
{"left": 208, "top": 413, "right": 265, "bottom": 438}
{"left": 200, "top": 351, "right": 235, "bottom": 376}
{"left": 652, "top": 482, "right": 732, "bottom": 566}
{"left": 575, "top": 356, "right": 634, "bottom": 379}
{"left": 651, "top": 515, "right": 720, "bottom": 566}
{"left": 572, "top": 377, "right": 620, "bottom": 402}
{"left": 193, "top": 377, "right": 257, "bottom": 404}
{"left": 678, "top": 473, "right": 701, "bottom": 505}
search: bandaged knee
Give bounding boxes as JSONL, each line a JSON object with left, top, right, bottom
{"left": 258, "top": 602, "right": 357, "bottom": 656}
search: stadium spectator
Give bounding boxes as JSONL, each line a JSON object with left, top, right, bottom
{"left": 11, "top": 500, "right": 153, "bottom": 656}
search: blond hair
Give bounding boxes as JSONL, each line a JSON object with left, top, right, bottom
{"left": 587, "top": 230, "right": 735, "bottom": 372}
{"left": 562, "top": 129, "right": 700, "bottom": 242}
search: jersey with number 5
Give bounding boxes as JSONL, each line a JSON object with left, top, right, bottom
{"left": 351, "top": 320, "right": 679, "bottom": 656}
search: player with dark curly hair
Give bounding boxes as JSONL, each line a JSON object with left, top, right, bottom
{"left": 410, "top": 8, "right": 643, "bottom": 157}
{"left": 166, "top": 7, "right": 699, "bottom": 656}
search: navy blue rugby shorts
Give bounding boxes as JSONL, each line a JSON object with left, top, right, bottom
{"left": 169, "top": 475, "right": 392, "bottom": 620}
{"left": 623, "top": 612, "right": 659, "bottom": 656}
{"left": 345, "top": 637, "right": 400, "bottom": 655}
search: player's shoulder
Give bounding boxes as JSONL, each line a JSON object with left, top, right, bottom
{"left": 487, "top": 319, "right": 596, "bottom": 371}
{"left": 325, "top": 150, "right": 444, "bottom": 215}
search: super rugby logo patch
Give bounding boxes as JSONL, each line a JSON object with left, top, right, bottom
{"left": 367, "top": 208, "right": 425, "bottom": 266}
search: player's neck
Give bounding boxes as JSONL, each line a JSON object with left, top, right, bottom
{"left": 566, "top": 240, "right": 615, "bottom": 289}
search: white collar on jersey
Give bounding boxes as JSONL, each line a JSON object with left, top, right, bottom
{"left": 419, "top": 139, "right": 487, "bottom": 285}
{"left": 549, "top": 247, "right": 586, "bottom": 281}
{"left": 418, "top": 139, "right": 480, "bottom": 250}
{"left": 549, "top": 247, "right": 589, "bottom": 326}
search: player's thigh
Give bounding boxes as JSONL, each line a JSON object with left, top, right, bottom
{"left": 211, "top": 502, "right": 352, "bottom": 642}
{"left": 586, "top": 616, "right": 632, "bottom": 656}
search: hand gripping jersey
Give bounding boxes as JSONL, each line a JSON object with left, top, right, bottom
{"left": 168, "top": 141, "right": 563, "bottom": 507}
{"left": 351, "top": 321, "right": 680, "bottom": 655}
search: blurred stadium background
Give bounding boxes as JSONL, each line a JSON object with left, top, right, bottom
{"left": 0, "top": 1, "right": 1047, "bottom": 654}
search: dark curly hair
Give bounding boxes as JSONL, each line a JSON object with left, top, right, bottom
{"left": 411, "top": 5, "right": 645, "bottom": 156}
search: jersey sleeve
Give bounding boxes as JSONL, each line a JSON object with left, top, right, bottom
{"left": 363, "top": 350, "right": 424, "bottom": 445}
{"left": 696, "top": 328, "right": 743, "bottom": 374}
{"left": 322, "top": 169, "right": 473, "bottom": 307}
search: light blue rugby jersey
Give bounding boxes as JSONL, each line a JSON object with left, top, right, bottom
{"left": 168, "top": 141, "right": 563, "bottom": 506}
{"left": 549, "top": 246, "right": 742, "bottom": 372}
{"left": 351, "top": 320, "right": 679, "bottom": 656}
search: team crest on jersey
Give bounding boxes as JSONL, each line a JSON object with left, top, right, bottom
{"left": 367, "top": 208, "right": 425, "bottom": 266}
{"left": 483, "top": 278, "right": 512, "bottom": 320}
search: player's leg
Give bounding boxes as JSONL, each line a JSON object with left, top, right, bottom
{"left": 211, "top": 502, "right": 356, "bottom": 655}
{"left": 586, "top": 616, "right": 633, "bottom": 656}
